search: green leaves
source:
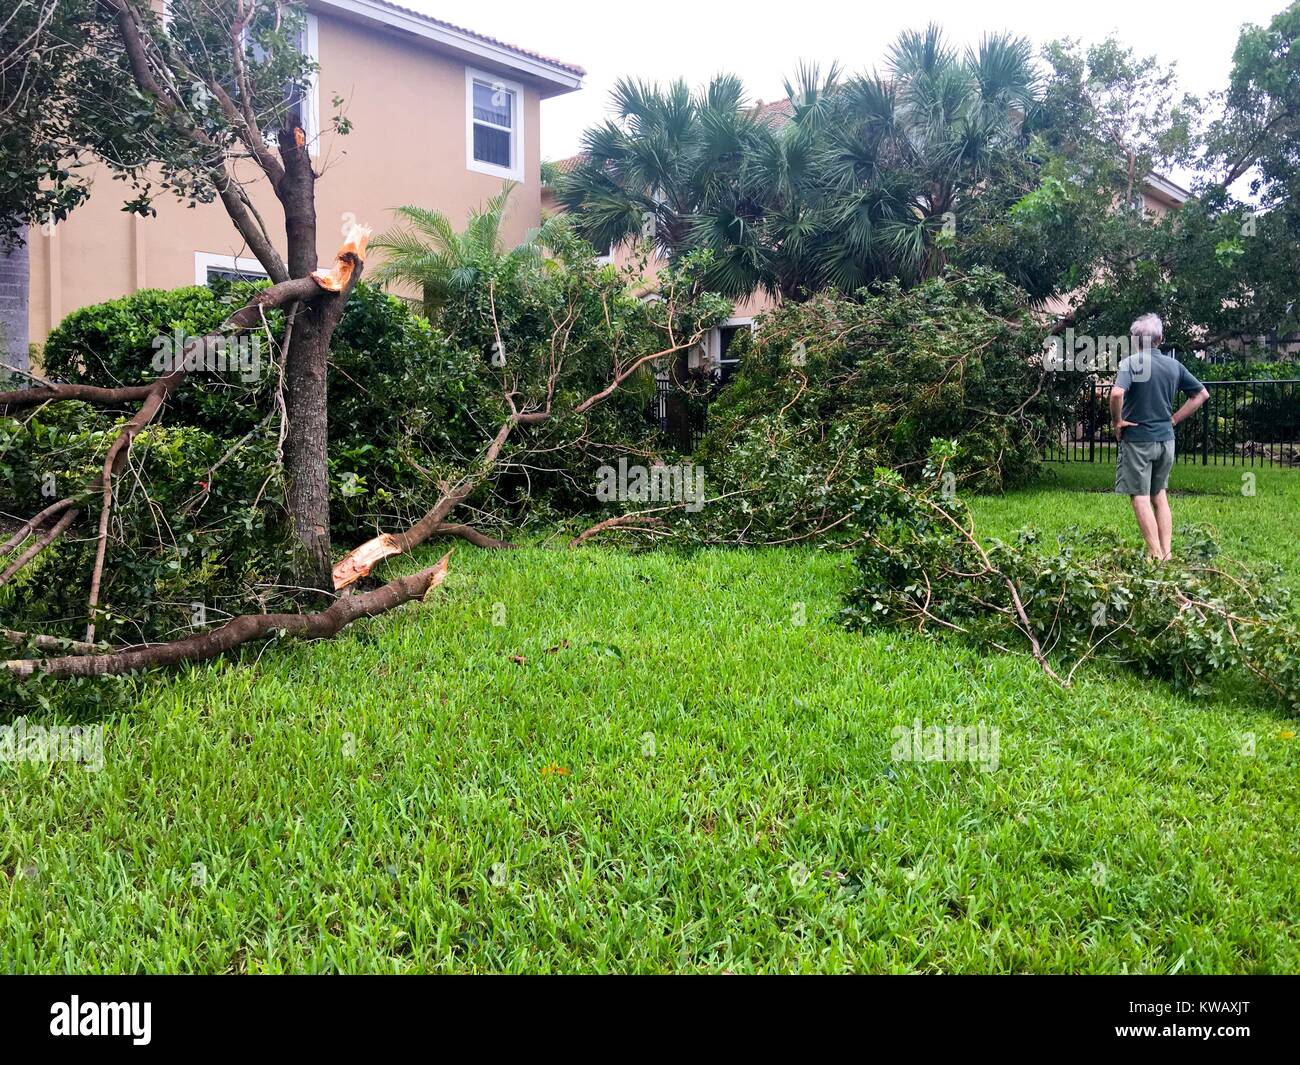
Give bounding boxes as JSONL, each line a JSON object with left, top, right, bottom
{"left": 558, "top": 28, "right": 1042, "bottom": 301}
{"left": 842, "top": 448, "right": 1300, "bottom": 715}
{"left": 690, "top": 268, "right": 1068, "bottom": 548}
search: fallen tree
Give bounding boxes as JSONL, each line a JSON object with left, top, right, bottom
{"left": 841, "top": 442, "right": 1300, "bottom": 713}
{"left": 2, "top": 234, "right": 725, "bottom": 683}
{"left": 4, "top": 552, "right": 450, "bottom": 679}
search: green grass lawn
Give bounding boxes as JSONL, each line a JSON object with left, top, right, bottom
{"left": 973, "top": 460, "right": 1300, "bottom": 590}
{"left": 2, "top": 463, "right": 1298, "bottom": 973}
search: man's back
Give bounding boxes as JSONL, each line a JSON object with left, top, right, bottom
{"left": 1114, "top": 350, "right": 1205, "bottom": 442}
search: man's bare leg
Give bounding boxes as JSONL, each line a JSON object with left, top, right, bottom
{"left": 1153, "top": 489, "right": 1173, "bottom": 560}
{"left": 1130, "top": 495, "right": 1162, "bottom": 558}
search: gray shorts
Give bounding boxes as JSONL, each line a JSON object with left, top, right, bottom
{"left": 1115, "top": 439, "right": 1175, "bottom": 496}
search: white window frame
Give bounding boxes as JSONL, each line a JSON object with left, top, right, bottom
{"left": 301, "top": 14, "right": 320, "bottom": 157}
{"left": 708, "top": 317, "right": 755, "bottom": 377}
{"left": 194, "top": 251, "right": 269, "bottom": 285}
{"left": 466, "top": 67, "right": 524, "bottom": 181}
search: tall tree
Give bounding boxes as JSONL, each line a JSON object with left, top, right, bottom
{"left": 556, "top": 26, "right": 1043, "bottom": 300}
{"left": 1, "top": 0, "right": 350, "bottom": 589}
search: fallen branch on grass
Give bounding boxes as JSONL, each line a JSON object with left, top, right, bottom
{"left": 0, "top": 229, "right": 373, "bottom": 640}
{"left": 569, "top": 513, "right": 667, "bottom": 548}
{"left": 4, "top": 551, "right": 451, "bottom": 679}
{"left": 842, "top": 451, "right": 1300, "bottom": 711}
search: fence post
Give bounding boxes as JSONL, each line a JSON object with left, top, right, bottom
{"left": 1088, "top": 384, "right": 1095, "bottom": 464}
{"left": 1201, "top": 390, "right": 1210, "bottom": 465}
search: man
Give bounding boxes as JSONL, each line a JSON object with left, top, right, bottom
{"left": 1109, "top": 313, "right": 1210, "bottom": 560}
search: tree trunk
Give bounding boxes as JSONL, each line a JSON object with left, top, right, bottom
{"left": 278, "top": 123, "right": 334, "bottom": 591}
{"left": 281, "top": 308, "right": 334, "bottom": 589}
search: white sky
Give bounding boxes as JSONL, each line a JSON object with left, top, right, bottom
{"left": 414, "top": 0, "right": 1288, "bottom": 173}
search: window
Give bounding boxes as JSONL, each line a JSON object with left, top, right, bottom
{"left": 162, "top": 5, "right": 319, "bottom": 154}
{"left": 466, "top": 68, "right": 523, "bottom": 180}
{"left": 195, "top": 252, "right": 269, "bottom": 286}
{"left": 253, "top": 15, "right": 320, "bottom": 156}
{"left": 297, "top": 15, "right": 320, "bottom": 156}
{"left": 710, "top": 318, "right": 754, "bottom": 384}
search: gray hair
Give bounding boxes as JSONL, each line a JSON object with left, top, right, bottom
{"left": 1130, "top": 313, "right": 1163, "bottom": 344}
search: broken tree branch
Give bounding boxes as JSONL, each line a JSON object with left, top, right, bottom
{"left": 5, "top": 552, "right": 452, "bottom": 679}
{"left": 569, "top": 514, "right": 667, "bottom": 548}
{"left": 0, "top": 505, "right": 80, "bottom": 587}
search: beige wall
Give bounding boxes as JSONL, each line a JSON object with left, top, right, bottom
{"left": 28, "top": 9, "right": 544, "bottom": 344}
{"left": 542, "top": 185, "right": 780, "bottom": 325}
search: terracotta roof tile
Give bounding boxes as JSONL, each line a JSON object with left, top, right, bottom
{"left": 751, "top": 99, "right": 794, "bottom": 126}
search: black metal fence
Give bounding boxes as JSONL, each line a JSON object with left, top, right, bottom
{"left": 653, "top": 374, "right": 1300, "bottom": 467}
{"left": 650, "top": 378, "right": 708, "bottom": 453}
{"left": 1045, "top": 378, "right": 1300, "bottom": 467}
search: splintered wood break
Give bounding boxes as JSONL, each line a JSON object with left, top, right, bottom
{"left": 332, "top": 532, "right": 402, "bottom": 590}
{"left": 312, "top": 222, "right": 373, "bottom": 293}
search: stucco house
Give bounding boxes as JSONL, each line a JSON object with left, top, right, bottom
{"left": 1, "top": 1, "right": 584, "bottom": 370}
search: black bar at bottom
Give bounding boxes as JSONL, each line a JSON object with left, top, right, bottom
{"left": 0, "top": 973, "right": 1291, "bottom": 1052}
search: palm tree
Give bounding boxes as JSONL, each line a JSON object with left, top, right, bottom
{"left": 369, "top": 182, "right": 560, "bottom": 318}
{"left": 557, "top": 28, "right": 1041, "bottom": 299}
{"left": 555, "top": 74, "right": 772, "bottom": 297}
{"left": 860, "top": 25, "right": 1041, "bottom": 278}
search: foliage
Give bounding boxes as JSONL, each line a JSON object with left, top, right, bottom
{"left": 368, "top": 204, "right": 730, "bottom": 524}
{"left": 842, "top": 445, "right": 1300, "bottom": 714}
{"left": 1041, "top": 15, "right": 1300, "bottom": 350}
{"left": 1064, "top": 186, "right": 1300, "bottom": 352}
{"left": 686, "top": 269, "right": 1072, "bottom": 544}
{"left": 37, "top": 281, "right": 493, "bottom": 535}
{"left": 1, "top": 402, "right": 289, "bottom": 648}
{"left": 0, "top": 1, "right": 321, "bottom": 243}
{"left": 5, "top": 283, "right": 483, "bottom": 640}
{"left": 1204, "top": 0, "right": 1300, "bottom": 205}
{"left": 556, "top": 27, "right": 1044, "bottom": 300}
{"left": 0, "top": 0, "right": 95, "bottom": 247}
{"left": 1196, "top": 358, "right": 1300, "bottom": 381}
{"left": 4, "top": 237, "right": 726, "bottom": 649}
{"left": 370, "top": 183, "right": 563, "bottom": 319}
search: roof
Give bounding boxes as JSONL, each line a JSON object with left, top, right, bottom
{"left": 751, "top": 98, "right": 794, "bottom": 126}
{"left": 310, "top": 0, "right": 585, "bottom": 95}
{"left": 1144, "top": 171, "right": 1190, "bottom": 205}
{"left": 550, "top": 154, "right": 583, "bottom": 174}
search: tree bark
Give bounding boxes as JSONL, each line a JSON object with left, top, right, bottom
{"left": 5, "top": 552, "right": 451, "bottom": 679}
{"left": 277, "top": 122, "right": 334, "bottom": 591}
{"left": 281, "top": 306, "right": 335, "bottom": 589}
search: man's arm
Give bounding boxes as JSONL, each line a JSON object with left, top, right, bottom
{"left": 1110, "top": 385, "right": 1137, "bottom": 440}
{"left": 1172, "top": 387, "right": 1210, "bottom": 428}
